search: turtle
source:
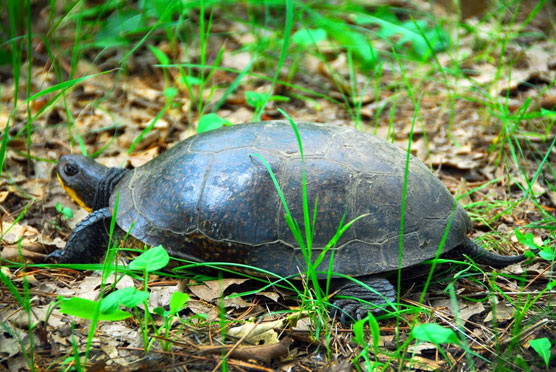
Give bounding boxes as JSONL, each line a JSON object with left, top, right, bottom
{"left": 49, "top": 121, "right": 532, "bottom": 320}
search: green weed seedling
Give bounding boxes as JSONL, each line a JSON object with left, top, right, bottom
{"left": 411, "top": 323, "right": 460, "bottom": 365}
{"left": 516, "top": 230, "right": 555, "bottom": 262}
{"left": 127, "top": 245, "right": 170, "bottom": 351}
{"left": 197, "top": 113, "right": 232, "bottom": 133}
{"left": 353, "top": 8, "right": 449, "bottom": 61}
{"left": 152, "top": 291, "right": 190, "bottom": 352}
{"left": 56, "top": 202, "right": 74, "bottom": 220}
{"left": 529, "top": 337, "right": 553, "bottom": 369}
{"left": 245, "top": 91, "right": 290, "bottom": 113}
{"left": 352, "top": 313, "right": 384, "bottom": 371}
{"left": 55, "top": 245, "right": 190, "bottom": 357}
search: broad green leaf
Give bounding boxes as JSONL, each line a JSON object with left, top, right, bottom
{"left": 141, "top": 0, "right": 184, "bottom": 20}
{"left": 56, "top": 202, "right": 73, "bottom": 219}
{"left": 169, "top": 291, "right": 190, "bottom": 315}
{"left": 129, "top": 245, "right": 170, "bottom": 272}
{"left": 412, "top": 323, "right": 459, "bottom": 344}
{"left": 292, "top": 28, "right": 327, "bottom": 46}
{"left": 149, "top": 45, "right": 170, "bottom": 65}
{"left": 152, "top": 307, "right": 165, "bottom": 316}
{"left": 179, "top": 75, "right": 203, "bottom": 86}
{"left": 515, "top": 230, "right": 541, "bottom": 250}
{"left": 539, "top": 247, "right": 556, "bottom": 261}
{"left": 58, "top": 296, "right": 131, "bottom": 321}
{"left": 354, "top": 10, "right": 448, "bottom": 60}
{"left": 530, "top": 337, "right": 551, "bottom": 367}
{"left": 245, "top": 91, "right": 266, "bottom": 108}
{"left": 100, "top": 287, "right": 150, "bottom": 313}
{"left": 352, "top": 316, "right": 366, "bottom": 346}
{"left": 315, "top": 16, "right": 377, "bottom": 67}
{"left": 95, "top": 10, "right": 144, "bottom": 46}
{"left": 164, "top": 87, "right": 178, "bottom": 100}
{"left": 540, "top": 108, "right": 556, "bottom": 117}
{"left": 245, "top": 91, "right": 289, "bottom": 108}
{"left": 197, "top": 113, "right": 230, "bottom": 133}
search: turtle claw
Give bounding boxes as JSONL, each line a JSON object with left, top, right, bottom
{"left": 333, "top": 299, "right": 376, "bottom": 327}
{"left": 45, "top": 249, "right": 64, "bottom": 262}
{"left": 330, "top": 275, "right": 397, "bottom": 326}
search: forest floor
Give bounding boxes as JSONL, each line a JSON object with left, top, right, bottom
{"left": 1, "top": 1, "right": 556, "bottom": 371}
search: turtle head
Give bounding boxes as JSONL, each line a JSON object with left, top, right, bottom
{"left": 57, "top": 155, "right": 128, "bottom": 212}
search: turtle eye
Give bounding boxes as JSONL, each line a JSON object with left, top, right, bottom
{"left": 64, "top": 163, "right": 79, "bottom": 176}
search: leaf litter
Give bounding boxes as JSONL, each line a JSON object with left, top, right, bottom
{"left": 1, "top": 1, "right": 556, "bottom": 371}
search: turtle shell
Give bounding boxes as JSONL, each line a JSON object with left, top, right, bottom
{"left": 111, "top": 121, "right": 471, "bottom": 278}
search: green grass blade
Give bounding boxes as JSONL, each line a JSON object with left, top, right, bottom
{"left": 253, "top": 0, "right": 293, "bottom": 121}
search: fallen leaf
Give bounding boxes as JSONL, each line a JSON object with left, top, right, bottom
{"left": 484, "top": 300, "right": 514, "bottom": 322}
{"left": 187, "top": 300, "right": 219, "bottom": 321}
{"left": 257, "top": 291, "right": 281, "bottom": 302}
{"left": 228, "top": 319, "right": 284, "bottom": 345}
{"left": 430, "top": 299, "right": 485, "bottom": 321}
{"left": 0, "top": 190, "right": 9, "bottom": 203}
{"left": 199, "top": 336, "right": 291, "bottom": 363}
{"left": 188, "top": 278, "right": 249, "bottom": 302}
{"left": 408, "top": 341, "right": 437, "bottom": 354}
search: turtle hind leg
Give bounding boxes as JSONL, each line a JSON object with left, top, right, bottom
{"left": 47, "top": 207, "right": 113, "bottom": 264}
{"left": 331, "top": 275, "right": 396, "bottom": 325}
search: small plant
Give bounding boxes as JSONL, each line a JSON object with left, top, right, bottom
{"left": 245, "top": 91, "right": 290, "bottom": 114}
{"left": 152, "top": 291, "right": 190, "bottom": 351}
{"left": 353, "top": 7, "right": 449, "bottom": 61}
{"left": 291, "top": 28, "right": 327, "bottom": 46}
{"left": 516, "top": 230, "right": 554, "bottom": 261}
{"left": 352, "top": 313, "right": 384, "bottom": 370}
{"left": 54, "top": 244, "right": 191, "bottom": 361}
{"left": 56, "top": 202, "right": 73, "bottom": 220}
{"left": 529, "top": 337, "right": 552, "bottom": 368}
{"left": 196, "top": 113, "right": 231, "bottom": 133}
{"left": 411, "top": 323, "right": 460, "bottom": 362}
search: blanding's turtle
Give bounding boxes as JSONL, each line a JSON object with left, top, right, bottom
{"left": 50, "top": 121, "right": 531, "bottom": 319}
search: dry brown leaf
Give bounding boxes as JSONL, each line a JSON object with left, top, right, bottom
{"left": 222, "top": 51, "right": 252, "bottom": 71}
{"left": 455, "top": 178, "right": 473, "bottom": 205}
{"left": 228, "top": 319, "right": 284, "bottom": 345}
{"left": 148, "top": 285, "right": 176, "bottom": 311}
{"left": 188, "top": 278, "right": 249, "bottom": 302}
{"left": 221, "top": 107, "right": 253, "bottom": 126}
{"left": 1, "top": 222, "right": 40, "bottom": 245}
{"left": 224, "top": 296, "right": 254, "bottom": 309}
{"left": 407, "top": 341, "right": 437, "bottom": 354}
{"left": 129, "top": 147, "right": 161, "bottom": 168}
{"left": 484, "top": 299, "right": 514, "bottom": 322}
{"left": 431, "top": 299, "right": 485, "bottom": 321}
{"left": 2, "top": 245, "right": 45, "bottom": 262}
{"left": 257, "top": 291, "right": 281, "bottom": 302}
{"left": 199, "top": 336, "right": 291, "bottom": 364}
{"left": 56, "top": 273, "right": 102, "bottom": 300}
{"left": 0, "top": 190, "right": 8, "bottom": 203}
{"left": 187, "top": 300, "right": 219, "bottom": 321}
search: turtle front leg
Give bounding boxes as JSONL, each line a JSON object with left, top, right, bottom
{"left": 331, "top": 275, "right": 397, "bottom": 325}
{"left": 47, "top": 208, "right": 113, "bottom": 264}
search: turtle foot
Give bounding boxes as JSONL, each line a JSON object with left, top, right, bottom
{"left": 331, "top": 275, "right": 396, "bottom": 326}
{"left": 47, "top": 208, "right": 113, "bottom": 264}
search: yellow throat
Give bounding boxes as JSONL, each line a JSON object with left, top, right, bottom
{"left": 58, "top": 173, "right": 92, "bottom": 212}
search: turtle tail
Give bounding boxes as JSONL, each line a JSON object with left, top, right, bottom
{"left": 451, "top": 238, "right": 537, "bottom": 269}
